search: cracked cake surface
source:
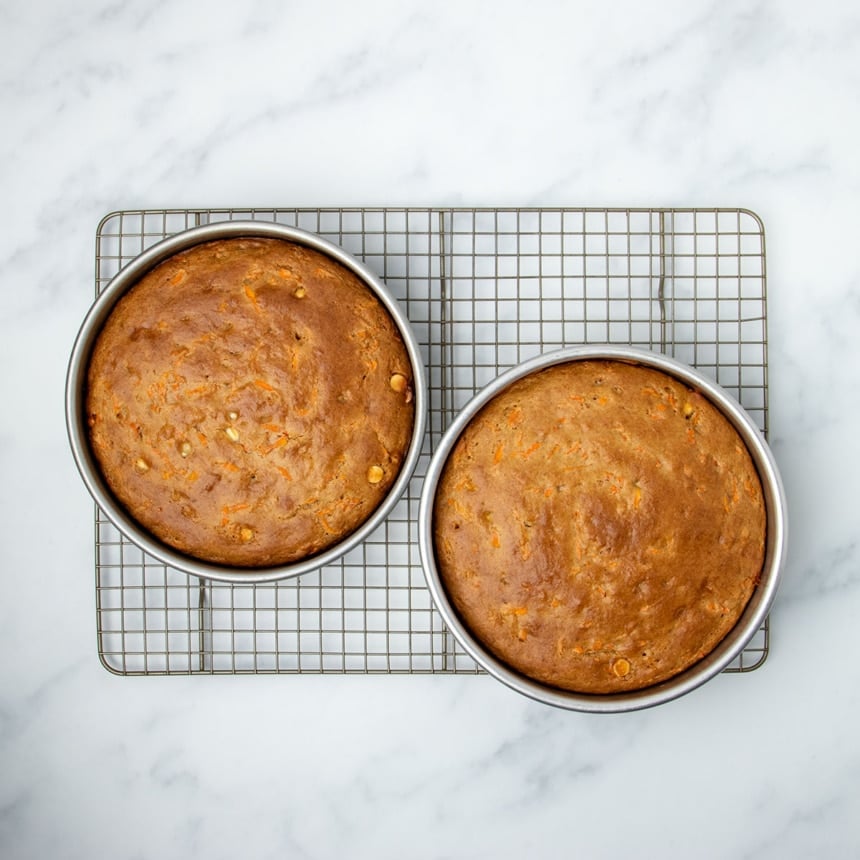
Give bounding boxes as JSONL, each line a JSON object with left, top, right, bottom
{"left": 86, "top": 237, "right": 415, "bottom": 567}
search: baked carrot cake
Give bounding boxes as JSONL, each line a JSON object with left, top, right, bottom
{"left": 86, "top": 237, "right": 415, "bottom": 567}
{"left": 433, "top": 359, "right": 765, "bottom": 693}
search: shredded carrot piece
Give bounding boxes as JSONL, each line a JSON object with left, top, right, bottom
{"left": 317, "top": 512, "right": 337, "bottom": 534}
{"left": 254, "top": 378, "right": 275, "bottom": 392}
{"left": 276, "top": 466, "right": 293, "bottom": 481}
{"left": 221, "top": 502, "right": 250, "bottom": 514}
{"left": 261, "top": 436, "right": 288, "bottom": 455}
{"left": 493, "top": 444, "right": 504, "bottom": 464}
{"left": 244, "top": 284, "right": 260, "bottom": 310}
{"left": 503, "top": 606, "right": 527, "bottom": 616}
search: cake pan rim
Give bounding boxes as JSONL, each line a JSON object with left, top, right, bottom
{"left": 66, "top": 220, "right": 428, "bottom": 584}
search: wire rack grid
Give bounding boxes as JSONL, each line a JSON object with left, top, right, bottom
{"left": 93, "top": 207, "right": 770, "bottom": 676}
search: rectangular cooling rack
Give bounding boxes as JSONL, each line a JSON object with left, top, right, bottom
{"left": 93, "top": 207, "right": 770, "bottom": 675}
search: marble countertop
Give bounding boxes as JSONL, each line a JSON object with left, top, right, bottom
{"left": 3, "top": 1, "right": 859, "bottom": 857}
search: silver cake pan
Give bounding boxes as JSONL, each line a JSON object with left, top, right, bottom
{"left": 418, "top": 345, "right": 787, "bottom": 713}
{"left": 67, "top": 220, "right": 427, "bottom": 584}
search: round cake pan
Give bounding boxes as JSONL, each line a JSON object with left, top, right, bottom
{"left": 67, "top": 220, "right": 427, "bottom": 584}
{"left": 418, "top": 345, "right": 787, "bottom": 713}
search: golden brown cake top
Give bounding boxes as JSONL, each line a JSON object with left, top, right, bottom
{"left": 433, "top": 359, "right": 765, "bottom": 694}
{"left": 86, "top": 237, "right": 415, "bottom": 567}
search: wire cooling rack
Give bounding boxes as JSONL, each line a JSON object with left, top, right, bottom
{"left": 93, "top": 207, "right": 770, "bottom": 675}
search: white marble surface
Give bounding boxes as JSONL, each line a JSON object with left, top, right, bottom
{"left": 2, "top": 0, "right": 859, "bottom": 857}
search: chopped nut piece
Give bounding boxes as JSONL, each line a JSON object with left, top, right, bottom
{"left": 612, "top": 658, "right": 631, "bottom": 677}
{"left": 389, "top": 372, "right": 408, "bottom": 393}
{"left": 178, "top": 440, "right": 192, "bottom": 458}
{"left": 683, "top": 402, "right": 695, "bottom": 418}
{"left": 293, "top": 286, "right": 306, "bottom": 298}
{"left": 134, "top": 457, "right": 150, "bottom": 473}
{"left": 367, "top": 465, "right": 384, "bottom": 484}
{"left": 239, "top": 526, "right": 254, "bottom": 542}
{"left": 225, "top": 426, "right": 240, "bottom": 442}
{"left": 227, "top": 410, "right": 239, "bottom": 421}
